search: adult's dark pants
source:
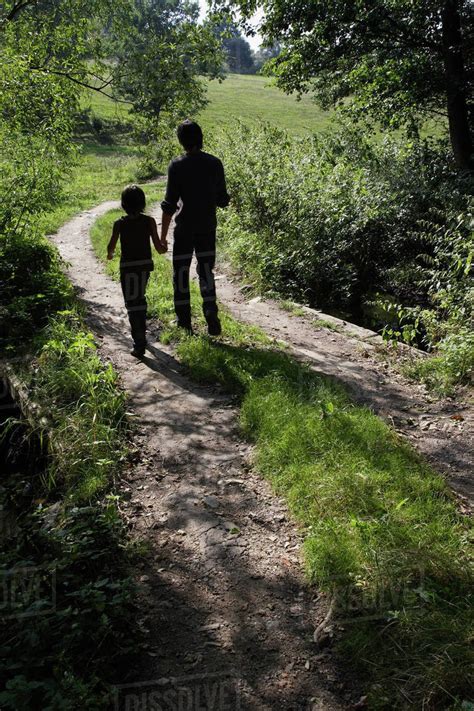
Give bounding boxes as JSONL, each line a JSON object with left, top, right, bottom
{"left": 120, "top": 268, "right": 150, "bottom": 349}
{"left": 172, "top": 227, "right": 218, "bottom": 326}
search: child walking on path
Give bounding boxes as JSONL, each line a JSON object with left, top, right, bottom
{"left": 107, "top": 185, "right": 167, "bottom": 357}
{"left": 160, "top": 120, "right": 230, "bottom": 336}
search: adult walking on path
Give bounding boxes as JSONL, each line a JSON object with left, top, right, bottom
{"left": 160, "top": 120, "right": 230, "bottom": 336}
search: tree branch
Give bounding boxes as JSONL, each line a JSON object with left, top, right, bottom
{"left": 4, "top": 0, "right": 38, "bottom": 23}
{"left": 379, "top": 8, "right": 441, "bottom": 52}
{"left": 29, "top": 65, "right": 132, "bottom": 104}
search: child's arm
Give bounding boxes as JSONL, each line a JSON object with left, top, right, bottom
{"left": 150, "top": 216, "right": 167, "bottom": 253}
{"left": 160, "top": 212, "right": 172, "bottom": 249}
{"left": 107, "top": 220, "right": 120, "bottom": 260}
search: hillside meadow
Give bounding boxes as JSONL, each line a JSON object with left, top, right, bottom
{"left": 80, "top": 73, "right": 333, "bottom": 137}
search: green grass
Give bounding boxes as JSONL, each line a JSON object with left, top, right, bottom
{"left": 92, "top": 207, "right": 473, "bottom": 709}
{"left": 38, "top": 143, "right": 165, "bottom": 238}
{"left": 31, "top": 312, "right": 128, "bottom": 500}
{"left": 280, "top": 300, "right": 306, "bottom": 317}
{"left": 199, "top": 74, "right": 332, "bottom": 136}
{"left": 82, "top": 74, "right": 332, "bottom": 138}
{"left": 80, "top": 90, "right": 132, "bottom": 123}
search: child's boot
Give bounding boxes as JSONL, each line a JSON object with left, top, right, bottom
{"left": 128, "top": 308, "right": 147, "bottom": 357}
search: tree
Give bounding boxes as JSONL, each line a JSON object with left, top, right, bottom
{"left": 222, "top": 24, "right": 255, "bottom": 73}
{"left": 211, "top": 19, "right": 255, "bottom": 73}
{"left": 213, "top": 0, "right": 474, "bottom": 170}
{"left": 0, "top": 0, "right": 128, "bottom": 234}
{"left": 253, "top": 42, "right": 280, "bottom": 72}
{"left": 225, "top": 34, "right": 255, "bottom": 73}
{"left": 111, "top": 0, "right": 223, "bottom": 123}
{"left": 1, "top": 0, "right": 131, "bottom": 103}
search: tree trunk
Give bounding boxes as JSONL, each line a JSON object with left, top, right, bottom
{"left": 441, "top": 0, "right": 473, "bottom": 170}
{"left": 442, "top": 0, "right": 473, "bottom": 170}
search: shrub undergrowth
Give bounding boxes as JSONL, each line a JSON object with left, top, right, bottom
{"left": 211, "top": 122, "right": 473, "bottom": 394}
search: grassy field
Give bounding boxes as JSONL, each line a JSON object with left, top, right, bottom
{"left": 81, "top": 73, "right": 332, "bottom": 137}
{"left": 199, "top": 74, "right": 331, "bottom": 136}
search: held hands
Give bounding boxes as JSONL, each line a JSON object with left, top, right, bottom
{"left": 107, "top": 249, "right": 115, "bottom": 261}
{"left": 156, "top": 239, "right": 168, "bottom": 255}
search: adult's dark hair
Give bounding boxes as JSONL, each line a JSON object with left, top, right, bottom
{"left": 177, "top": 120, "right": 203, "bottom": 151}
{"left": 121, "top": 184, "right": 146, "bottom": 215}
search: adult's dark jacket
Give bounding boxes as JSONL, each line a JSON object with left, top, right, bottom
{"left": 161, "top": 151, "right": 230, "bottom": 233}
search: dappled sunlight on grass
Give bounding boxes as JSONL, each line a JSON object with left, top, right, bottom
{"left": 91, "top": 207, "right": 473, "bottom": 708}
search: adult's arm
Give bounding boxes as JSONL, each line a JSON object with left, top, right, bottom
{"left": 160, "top": 211, "right": 173, "bottom": 245}
{"left": 160, "top": 161, "right": 180, "bottom": 244}
{"left": 161, "top": 161, "right": 180, "bottom": 216}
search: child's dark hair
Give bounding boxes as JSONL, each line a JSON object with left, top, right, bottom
{"left": 121, "top": 184, "right": 146, "bottom": 215}
{"left": 177, "top": 120, "right": 203, "bottom": 151}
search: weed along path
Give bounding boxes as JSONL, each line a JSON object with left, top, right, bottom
{"left": 50, "top": 202, "right": 472, "bottom": 709}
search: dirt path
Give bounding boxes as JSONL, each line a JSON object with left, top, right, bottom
{"left": 158, "top": 205, "right": 473, "bottom": 505}
{"left": 50, "top": 204, "right": 356, "bottom": 710}
{"left": 57, "top": 200, "right": 474, "bottom": 506}
{"left": 49, "top": 202, "right": 472, "bottom": 710}
{"left": 209, "top": 277, "right": 473, "bottom": 507}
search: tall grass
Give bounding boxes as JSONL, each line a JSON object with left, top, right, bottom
{"left": 32, "top": 312, "right": 127, "bottom": 500}
{"left": 0, "top": 149, "right": 142, "bottom": 708}
{"left": 92, "top": 207, "right": 473, "bottom": 709}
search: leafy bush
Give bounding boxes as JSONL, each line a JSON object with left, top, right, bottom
{"left": 0, "top": 233, "right": 74, "bottom": 349}
{"left": 0, "top": 117, "right": 76, "bottom": 350}
{"left": 213, "top": 121, "right": 473, "bottom": 389}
